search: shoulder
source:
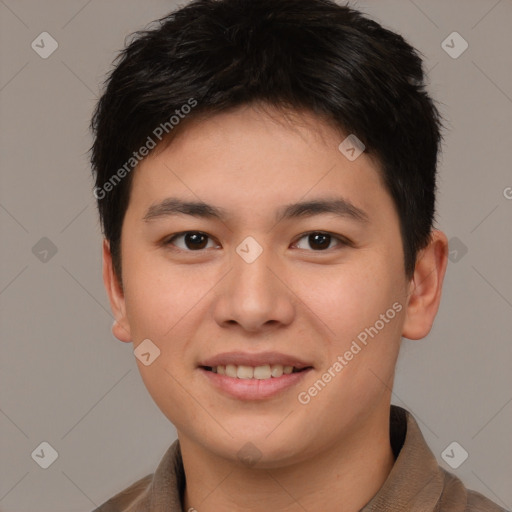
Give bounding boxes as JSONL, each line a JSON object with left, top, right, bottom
{"left": 91, "top": 439, "right": 184, "bottom": 512}
{"left": 91, "top": 473, "right": 153, "bottom": 512}
{"left": 439, "top": 468, "right": 509, "bottom": 512}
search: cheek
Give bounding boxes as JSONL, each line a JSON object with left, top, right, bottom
{"left": 121, "top": 250, "right": 179, "bottom": 345}
{"left": 296, "top": 255, "right": 405, "bottom": 407}
{"left": 297, "top": 261, "right": 404, "bottom": 425}
{"left": 295, "top": 259, "right": 401, "bottom": 342}
{"left": 121, "top": 248, "right": 214, "bottom": 372}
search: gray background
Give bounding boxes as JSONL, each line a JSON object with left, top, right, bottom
{"left": 1, "top": 1, "right": 511, "bottom": 511}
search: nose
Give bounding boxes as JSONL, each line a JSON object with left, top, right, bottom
{"left": 211, "top": 242, "right": 295, "bottom": 334}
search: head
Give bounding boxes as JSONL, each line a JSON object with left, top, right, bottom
{"left": 91, "top": 0, "right": 448, "bottom": 466}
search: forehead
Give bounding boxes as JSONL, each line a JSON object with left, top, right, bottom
{"left": 127, "top": 105, "right": 389, "bottom": 221}
{"left": 155, "top": 104, "right": 364, "bottom": 165}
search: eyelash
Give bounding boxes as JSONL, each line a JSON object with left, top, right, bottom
{"left": 163, "top": 231, "right": 352, "bottom": 252}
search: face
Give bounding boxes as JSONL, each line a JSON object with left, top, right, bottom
{"left": 105, "top": 104, "right": 432, "bottom": 468}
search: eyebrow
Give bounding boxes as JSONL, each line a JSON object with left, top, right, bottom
{"left": 143, "top": 196, "right": 369, "bottom": 224}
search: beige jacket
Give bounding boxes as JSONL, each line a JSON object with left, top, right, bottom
{"left": 93, "top": 406, "right": 508, "bottom": 511}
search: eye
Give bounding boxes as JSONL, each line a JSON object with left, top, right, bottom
{"left": 164, "top": 231, "right": 219, "bottom": 251}
{"left": 292, "top": 231, "right": 349, "bottom": 251}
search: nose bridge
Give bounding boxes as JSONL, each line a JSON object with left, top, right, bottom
{"left": 213, "top": 238, "right": 295, "bottom": 331}
{"left": 232, "top": 239, "right": 278, "bottom": 311}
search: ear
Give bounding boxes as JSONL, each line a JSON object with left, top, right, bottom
{"left": 402, "top": 229, "right": 449, "bottom": 340}
{"left": 102, "top": 239, "right": 132, "bottom": 343}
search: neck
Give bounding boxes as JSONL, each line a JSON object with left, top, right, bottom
{"left": 180, "top": 406, "right": 395, "bottom": 512}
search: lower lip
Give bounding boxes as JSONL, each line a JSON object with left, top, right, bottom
{"left": 199, "top": 367, "right": 313, "bottom": 400}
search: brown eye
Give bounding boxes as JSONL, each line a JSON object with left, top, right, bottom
{"left": 294, "top": 232, "right": 348, "bottom": 251}
{"left": 166, "top": 231, "right": 217, "bottom": 251}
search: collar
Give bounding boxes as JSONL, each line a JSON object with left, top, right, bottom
{"left": 99, "top": 405, "right": 474, "bottom": 511}
{"left": 144, "top": 405, "right": 448, "bottom": 511}
{"left": 360, "top": 405, "right": 446, "bottom": 511}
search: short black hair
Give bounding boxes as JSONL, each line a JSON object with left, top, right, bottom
{"left": 90, "top": 0, "right": 444, "bottom": 282}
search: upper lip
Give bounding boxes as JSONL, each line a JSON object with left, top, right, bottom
{"left": 200, "top": 351, "right": 313, "bottom": 369}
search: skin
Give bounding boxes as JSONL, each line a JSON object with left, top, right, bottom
{"left": 103, "top": 103, "right": 448, "bottom": 512}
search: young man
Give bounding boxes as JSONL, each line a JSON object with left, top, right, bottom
{"left": 90, "top": 0, "right": 506, "bottom": 510}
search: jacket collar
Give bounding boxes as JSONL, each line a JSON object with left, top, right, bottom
{"left": 142, "top": 405, "right": 447, "bottom": 511}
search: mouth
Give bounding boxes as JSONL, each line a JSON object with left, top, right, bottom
{"left": 198, "top": 356, "right": 314, "bottom": 400}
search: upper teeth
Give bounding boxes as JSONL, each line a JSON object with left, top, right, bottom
{"left": 212, "top": 364, "right": 296, "bottom": 379}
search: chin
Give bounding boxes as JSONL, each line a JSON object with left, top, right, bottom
{"left": 209, "top": 426, "right": 313, "bottom": 468}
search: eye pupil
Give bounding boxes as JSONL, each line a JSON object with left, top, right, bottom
{"left": 309, "top": 233, "right": 330, "bottom": 250}
{"left": 185, "top": 232, "right": 208, "bottom": 250}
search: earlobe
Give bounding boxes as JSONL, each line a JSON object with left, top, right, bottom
{"left": 112, "top": 319, "right": 131, "bottom": 343}
{"left": 402, "top": 229, "right": 449, "bottom": 340}
{"left": 102, "top": 239, "right": 132, "bottom": 343}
